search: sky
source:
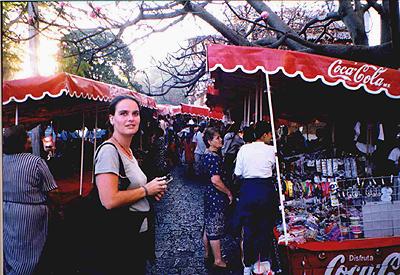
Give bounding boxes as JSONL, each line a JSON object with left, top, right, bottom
{"left": 15, "top": 1, "right": 224, "bottom": 78}
{"left": 13, "top": 1, "right": 382, "bottom": 79}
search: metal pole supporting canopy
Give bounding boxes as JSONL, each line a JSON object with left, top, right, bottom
{"left": 265, "top": 73, "right": 289, "bottom": 245}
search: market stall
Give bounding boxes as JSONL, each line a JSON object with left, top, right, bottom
{"left": 180, "top": 103, "right": 224, "bottom": 121}
{"left": 3, "top": 72, "right": 157, "bottom": 203}
{"left": 206, "top": 44, "right": 400, "bottom": 274}
{"left": 156, "top": 103, "right": 182, "bottom": 117}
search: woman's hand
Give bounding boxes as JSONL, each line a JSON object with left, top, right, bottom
{"left": 97, "top": 173, "right": 167, "bottom": 209}
{"left": 154, "top": 191, "right": 165, "bottom": 201}
{"left": 145, "top": 177, "right": 167, "bottom": 196}
{"left": 211, "top": 175, "right": 233, "bottom": 204}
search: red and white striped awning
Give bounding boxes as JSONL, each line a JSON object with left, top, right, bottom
{"left": 3, "top": 72, "right": 157, "bottom": 108}
{"left": 180, "top": 103, "right": 224, "bottom": 121}
{"left": 156, "top": 104, "right": 182, "bottom": 116}
{"left": 207, "top": 44, "right": 400, "bottom": 99}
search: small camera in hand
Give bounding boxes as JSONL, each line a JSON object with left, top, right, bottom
{"left": 164, "top": 173, "right": 173, "bottom": 183}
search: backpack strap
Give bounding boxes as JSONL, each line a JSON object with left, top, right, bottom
{"left": 223, "top": 133, "right": 235, "bottom": 156}
{"left": 94, "top": 142, "right": 129, "bottom": 190}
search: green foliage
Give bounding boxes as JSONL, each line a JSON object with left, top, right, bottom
{"left": 2, "top": 2, "right": 25, "bottom": 80}
{"left": 58, "top": 29, "right": 142, "bottom": 91}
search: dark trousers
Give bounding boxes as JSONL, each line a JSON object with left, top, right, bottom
{"left": 234, "top": 178, "right": 276, "bottom": 267}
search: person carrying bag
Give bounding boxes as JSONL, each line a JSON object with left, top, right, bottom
{"left": 73, "top": 95, "right": 168, "bottom": 275}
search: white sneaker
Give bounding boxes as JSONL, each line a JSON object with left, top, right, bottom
{"left": 259, "top": 261, "right": 271, "bottom": 271}
{"left": 243, "top": 266, "right": 252, "bottom": 275}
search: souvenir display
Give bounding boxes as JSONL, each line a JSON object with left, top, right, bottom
{"left": 277, "top": 168, "right": 399, "bottom": 244}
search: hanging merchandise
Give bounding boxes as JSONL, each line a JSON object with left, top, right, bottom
{"left": 329, "top": 182, "right": 340, "bottom": 207}
{"left": 380, "top": 186, "right": 393, "bottom": 202}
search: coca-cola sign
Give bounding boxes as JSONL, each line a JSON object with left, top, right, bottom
{"left": 327, "top": 60, "right": 391, "bottom": 89}
{"left": 325, "top": 252, "right": 400, "bottom": 275}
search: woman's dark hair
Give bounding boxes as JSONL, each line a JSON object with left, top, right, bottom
{"left": 203, "top": 127, "right": 220, "bottom": 148}
{"left": 254, "top": 121, "right": 272, "bottom": 140}
{"left": 3, "top": 125, "right": 28, "bottom": 154}
{"left": 108, "top": 95, "right": 141, "bottom": 134}
{"left": 109, "top": 95, "right": 141, "bottom": 115}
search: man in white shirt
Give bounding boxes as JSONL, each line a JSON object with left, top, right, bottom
{"left": 192, "top": 124, "right": 206, "bottom": 176}
{"left": 388, "top": 136, "right": 400, "bottom": 200}
{"left": 234, "top": 121, "right": 277, "bottom": 275}
{"left": 159, "top": 117, "right": 168, "bottom": 135}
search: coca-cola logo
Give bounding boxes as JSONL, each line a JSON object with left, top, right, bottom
{"left": 327, "top": 60, "right": 391, "bottom": 88}
{"left": 325, "top": 252, "right": 400, "bottom": 275}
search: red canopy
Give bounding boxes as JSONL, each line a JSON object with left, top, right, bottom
{"left": 156, "top": 104, "right": 182, "bottom": 116}
{"left": 2, "top": 73, "right": 157, "bottom": 128}
{"left": 209, "top": 105, "right": 224, "bottom": 120}
{"left": 180, "top": 103, "right": 224, "bottom": 121}
{"left": 3, "top": 72, "right": 157, "bottom": 108}
{"left": 207, "top": 44, "right": 400, "bottom": 99}
{"left": 180, "top": 103, "right": 210, "bottom": 117}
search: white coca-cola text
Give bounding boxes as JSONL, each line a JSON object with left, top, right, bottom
{"left": 327, "top": 60, "right": 388, "bottom": 87}
{"left": 324, "top": 252, "right": 400, "bottom": 275}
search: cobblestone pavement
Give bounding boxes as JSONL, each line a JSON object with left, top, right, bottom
{"left": 146, "top": 166, "right": 243, "bottom": 275}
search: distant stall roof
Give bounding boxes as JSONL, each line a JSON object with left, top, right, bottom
{"left": 156, "top": 104, "right": 182, "bottom": 116}
{"left": 180, "top": 103, "right": 223, "bottom": 121}
{"left": 180, "top": 103, "right": 210, "bottom": 117}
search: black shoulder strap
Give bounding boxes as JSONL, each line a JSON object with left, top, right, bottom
{"left": 95, "top": 142, "right": 126, "bottom": 179}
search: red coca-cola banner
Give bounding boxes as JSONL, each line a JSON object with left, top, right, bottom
{"left": 3, "top": 72, "right": 157, "bottom": 109}
{"left": 207, "top": 44, "right": 400, "bottom": 99}
{"left": 285, "top": 238, "right": 400, "bottom": 275}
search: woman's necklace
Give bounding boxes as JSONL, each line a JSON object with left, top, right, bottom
{"left": 111, "top": 137, "right": 133, "bottom": 159}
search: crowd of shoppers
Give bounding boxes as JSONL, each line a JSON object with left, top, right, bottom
{"left": 3, "top": 100, "right": 283, "bottom": 275}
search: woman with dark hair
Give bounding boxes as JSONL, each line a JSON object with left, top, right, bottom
{"left": 201, "top": 127, "right": 233, "bottom": 270}
{"left": 3, "top": 125, "right": 58, "bottom": 275}
{"left": 85, "top": 95, "right": 168, "bottom": 275}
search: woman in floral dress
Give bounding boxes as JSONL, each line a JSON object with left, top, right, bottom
{"left": 202, "top": 127, "right": 233, "bottom": 270}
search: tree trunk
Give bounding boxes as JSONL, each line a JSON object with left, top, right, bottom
{"left": 381, "top": 0, "right": 391, "bottom": 43}
{"left": 389, "top": 0, "right": 400, "bottom": 64}
{"left": 28, "top": 1, "right": 39, "bottom": 75}
{"left": 246, "top": 0, "right": 306, "bottom": 50}
{"left": 338, "top": 0, "right": 369, "bottom": 45}
{"left": 183, "top": 2, "right": 252, "bottom": 46}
